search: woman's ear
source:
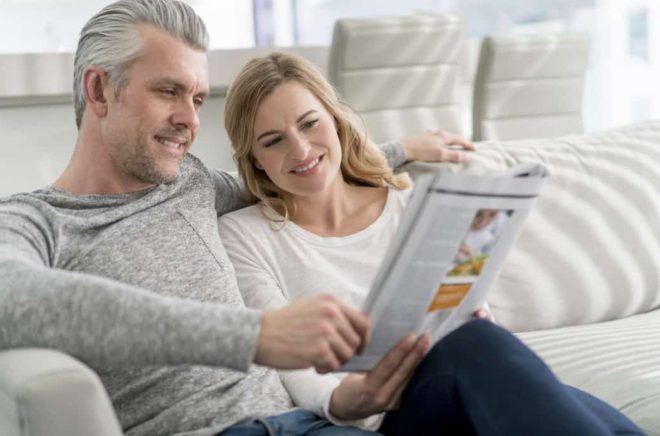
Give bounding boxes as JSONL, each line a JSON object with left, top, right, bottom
{"left": 253, "top": 158, "right": 264, "bottom": 170}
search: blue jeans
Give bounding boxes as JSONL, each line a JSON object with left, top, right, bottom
{"left": 217, "top": 409, "right": 377, "bottom": 436}
{"left": 219, "top": 320, "right": 643, "bottom": 436}
{"left": 379, "top": 319, "right": 643, "bottom": 435}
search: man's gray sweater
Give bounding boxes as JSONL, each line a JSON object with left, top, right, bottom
{"left": 0, "top": 154, "right": 296, "bottom": 435}
{"left": 0, "top": 144, "right": 405, "bottom": 435}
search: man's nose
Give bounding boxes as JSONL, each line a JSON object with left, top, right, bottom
{"left": 171, "top": 98, "right": 200, "bottom": 132}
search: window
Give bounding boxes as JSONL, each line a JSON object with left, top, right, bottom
{"left": 0, "top": 0, "right": 255, "bottom": 53}
{"left": 628, "top": 8, "right": 649, "bottom": 60}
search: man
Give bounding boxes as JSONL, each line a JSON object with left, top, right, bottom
{"left": 0, "top": 1, "right": 473, "bottom": 435}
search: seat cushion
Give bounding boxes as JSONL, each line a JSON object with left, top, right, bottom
{"left": 517, "top": 309, "right": 660, "bottom": 435}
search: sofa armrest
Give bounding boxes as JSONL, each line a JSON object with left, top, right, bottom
{"left": 0, "top": 348, "right": 123, "bottom": 436}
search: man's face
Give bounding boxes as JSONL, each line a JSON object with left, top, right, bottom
{"left": 102, "top": 25, "right": 209, "bottom": 186}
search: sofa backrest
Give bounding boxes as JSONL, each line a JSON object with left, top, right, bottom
{"left": 327, "top": 14, "right": 464, "bottom": 143}
{"left": 404, "top": 120, "right": 660, "bottom": 331}
{"left": 472, "top": 33, "right": 590, "bottom": 142}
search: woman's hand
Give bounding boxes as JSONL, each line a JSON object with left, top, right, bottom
{"left": 473, "top": 305, "right": 496, "bottom": 323}
{"left": 402, "top": 129, "right": 476, "bottom": 163}
{"left": 328, "top": 332, "right": 431, "bottom": 421}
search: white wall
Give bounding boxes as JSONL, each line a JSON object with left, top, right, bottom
{"left": 0, "top": 47, "right": 330, "bottom": 197}
{"left": 0, "top": 102, "right": 76, "bottom": 196}
{"left": 0, "top": 96, "right": 235, "bottom": 197}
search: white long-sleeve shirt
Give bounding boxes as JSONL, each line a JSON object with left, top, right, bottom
{"left": 218, "top": 188, "right": 411, "bottom": 430}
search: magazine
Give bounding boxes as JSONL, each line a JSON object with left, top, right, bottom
{"left": 339, "top": 163, "right": 548, "bottom": 372}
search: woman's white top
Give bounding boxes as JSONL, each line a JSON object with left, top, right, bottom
{"left": 218, "top": 188, "right": 411, "bottom": 430}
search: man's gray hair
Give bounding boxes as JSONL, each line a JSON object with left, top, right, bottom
{"left": 73, "top": 0, "right": 209, "bottom": 128}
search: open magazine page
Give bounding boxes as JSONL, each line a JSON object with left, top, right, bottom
{"left": 420, "top": 195, "right": 533, "bottom": 344}
{"left": 339, "top": 163, "right": 547, "bottom": 372}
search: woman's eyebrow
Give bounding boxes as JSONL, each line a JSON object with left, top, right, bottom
{"left": 296, "top": 110, "right": 318, "bottom": 123}
{"left": 256, "top": 110, "right": 319, "bottom": 141}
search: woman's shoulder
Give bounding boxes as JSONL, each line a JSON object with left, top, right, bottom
{"left": 218, "top": 203, "right": 268, "bottom": 233}
{"left": 389, "top": 186, "right": 414, "bottom": 208}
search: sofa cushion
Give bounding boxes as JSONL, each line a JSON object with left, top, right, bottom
{"left": 402, "top": 120, "right": 660, "bottom": 331}
{"left": 475, "top": 120, "right": 660, "bottom": 331}
{"left": 517, "top": 308, "right": 660, "bottom": 436}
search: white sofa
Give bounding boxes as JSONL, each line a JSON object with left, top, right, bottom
{"left": 2, "top": 119, "right": 659, "bottom": 435}
{"left": 405, "top": 118, "right": 660, "bottom": 435}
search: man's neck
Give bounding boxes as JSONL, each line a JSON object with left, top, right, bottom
{"left": 53, "top": 131, "right": 155, "bottom": 196}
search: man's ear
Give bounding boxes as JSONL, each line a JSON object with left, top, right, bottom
{"left": 83, "top": 66, "right": 110, "bottom": 118}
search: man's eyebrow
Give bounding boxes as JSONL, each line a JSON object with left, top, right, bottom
{"left": 256, "top": 110, "right": 318, "bottom": 141}
{"left": 148, "top": 78, "right": 209, "bottom": 97}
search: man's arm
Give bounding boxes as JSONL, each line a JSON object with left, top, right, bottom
{"left": 0, "top": 245, "right": 263, "bottom": 370}
{"left": 1, "top": 202, "right": 369, "bottom": 373}
{"left": 0, "top": 205, "right": 261, "bottom": 371}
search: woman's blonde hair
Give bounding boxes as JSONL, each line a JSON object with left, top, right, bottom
{"left": 224, "top": 51, "right": 410, "bottom": 220}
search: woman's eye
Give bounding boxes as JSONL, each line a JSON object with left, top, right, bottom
{"left": 302, "top": 119, "right": 319, "bottom": 130}
{"left": 263, "top": 136, "right": 282, "bottom": 148}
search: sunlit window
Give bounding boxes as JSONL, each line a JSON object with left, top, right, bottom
{"left": 628, "top": 8, "right": 649, "bottom": 60}
{"left": 0, "top": 0, "right": 255, "bottom": 53}
{"left": 0, "top": 0, "right": 659, "bottom": 131}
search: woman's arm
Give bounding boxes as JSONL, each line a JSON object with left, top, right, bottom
{"left": 219, "top": 215, "right": 385, "bottom": 430}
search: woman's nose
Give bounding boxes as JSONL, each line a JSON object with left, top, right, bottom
{"left": 287, "top": 132, "right": 311, "bottom": 160}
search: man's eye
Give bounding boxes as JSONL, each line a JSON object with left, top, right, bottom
{"left": 161, "top": 88, "right": 176, "bottom": 96}
{"left": 193, "top": 97, "right": 205, "bottom": 108}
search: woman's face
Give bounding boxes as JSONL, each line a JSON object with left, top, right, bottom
{"left": 251, "top": 80, "right": 343, "bottom": 200}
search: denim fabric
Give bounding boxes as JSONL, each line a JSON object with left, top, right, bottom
{"left": 379, "top": 320, "right": 644, "bottom": 435}
{"left": 217, "top": 409, "right": 380, "bottom": 436}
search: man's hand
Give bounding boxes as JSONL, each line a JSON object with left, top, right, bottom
{"left": 328, "top": 332, "right": 431, "bottom": 421}
{"left": 255, "top": 294, "right": 371, "bottom": 373}
{"left": 402, "top": 129, "right": 476, "bottom": 163}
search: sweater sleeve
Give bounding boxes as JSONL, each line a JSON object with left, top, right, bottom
{"left": 218, "top": 214, "right": 383, "bottom": 430}
{"left": 0, "top": 207, "right": 262, "bottom": 371}
{"left": 377, "top": 140, "right": 407, "bottom": 169}
{"left": 210, "top": 169, "right": 253, "bottom": 216}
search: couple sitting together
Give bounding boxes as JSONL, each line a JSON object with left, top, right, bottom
{"left": 0, "top": 0, "right": 642, "bottom": 435}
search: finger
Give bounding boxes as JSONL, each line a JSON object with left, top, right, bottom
{"left": 473, "top": 308, "right": 487, "bottom": 318}
{"left": 439, "top": 149, "right": 465, "bottom": 163}
{"left": 445, "top": 133, "right": 477, "bottom": 151}
{"left": 308, "top": 297, "right": 362, "bottom": 370}
{"left": 335, "top": 300, "right": 371, "bottom": 353}
{"left": 315, "top": 350, "right": 342, "bottom": 374}
{"left": 366, "top": 333, "right": 417, "bottom": 385}
{"left": 324, "top": 313, "right": 364, "bottom": 366}
{"left": 374, "top": 333, "right": 431, "bottom": 408}
{"left": 473, "top": 307, "right": 493, "bottom": 321}
{"left": 387, "top": 367, "right": 416, "bottom": 410}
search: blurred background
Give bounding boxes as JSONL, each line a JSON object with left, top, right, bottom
{"left": 1, "top": 0, "right": 658, "bottom": 195}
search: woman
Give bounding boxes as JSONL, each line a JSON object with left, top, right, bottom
{"left": 219, "top": 52, "right": 642, "bottom": 435}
